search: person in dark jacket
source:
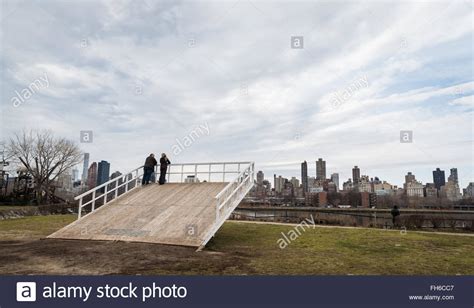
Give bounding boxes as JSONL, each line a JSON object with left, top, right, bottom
{"left": 142, "top": 153, "right": 157, "bottom": 185}
{"left": 391, "top": 205, "right": 400, "bottom": 226}
{"left": 159, "top": 153, "right": 171, "bottom": 185}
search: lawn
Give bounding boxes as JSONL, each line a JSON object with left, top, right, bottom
{"left": 0, "top": 214, "right": 75, "bottom": 240}
{"left": 0, "top": 215, "right": 473, "bottom": 275}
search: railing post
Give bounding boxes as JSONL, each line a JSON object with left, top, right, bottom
{"left": 135, "top": 169, "right": 139, "bottom": 187}
{"left": 92, "top": 190, "right": 96, "bottom": 212}
{"left": 181, "top": 165, "right": 184, "bottom": 183}
{"left": 125, "top": 174, "right": 129, "bottom": 192}
{"left": 223, "top": 163, "right": 226, "bottom": 182}
{"left": 194, "top": 164, "right": 197, "bottom": 179}
{"left": 208, "top": 164, "right": 211, "bottom": 182}
{"left": 78, "top": 197, "right": 83, "bottom": 219}
{"left": 167, "top": 165, "right": 171, "bottom": 183}
{"left": 104, "top": 185, "right": 108, "bottom": 204}
{"left": 114, "top": 184, "right": 118, "bottom": 199}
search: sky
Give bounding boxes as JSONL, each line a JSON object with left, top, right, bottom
{"left": 1, "top": 0, "right": 473, "bottom": 189}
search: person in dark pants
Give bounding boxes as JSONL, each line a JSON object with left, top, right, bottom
{"left": 159, "top": 153, "right": 171, "bottom": 185}
{"left": 391, "top": 205, "right": 400, "bottom": 227}
{"left": 142, "top": 153, "right": 157, "bottom": 185}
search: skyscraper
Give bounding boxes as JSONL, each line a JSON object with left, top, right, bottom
{"left": 81, "top": 153, "right": 90, "bottom": 183}
{"left": 72, "top": 168, "right": 79, "bottom": 182}
{"left": 273, "top": 174, "right": 277, "bottom": 194}
{"left": 255, "top": 171, "right": 265, "bottom": 198}
{"left": 290, "top": 177, "right": 299, "bottom": 188}
{"left": 257, "top": 170, "right": 264, "bottom": 185}
{"left": 301, "top": 161, "right": 308, "bottom": 195}
{"left": 87, "top": 162, "right": 97, "bottom": 189}
{"left": 331, "top": 173, "right": 339, "bottom": 191}
{"left": 449, "top": 168, "right": 458, "bottom": 184}
{"left": 97, "top": 160, "right": 110, "bottom": 187}
{"left": 432, "top": 168, "right": 445, "bottom": 190}
{"left": 405, "top": 172, "right": 416, "bottom": 184}
{"left": 274, "top": 174, "right": 285, "bottom": 194}
{"left": 316, "top": 158, "right": 326, "bottom": 180}
{"left": 352, "top": 166, "right": 360, "bottom": 184}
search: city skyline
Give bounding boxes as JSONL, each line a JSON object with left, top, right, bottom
{"left": 74, "top": 151, "right": 471, "bottom": 190}
{"left": 262, "top": 160, "right": 470, "bottom": 192}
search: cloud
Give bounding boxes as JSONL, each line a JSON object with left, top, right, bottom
{"left": 0, "top": 0, "right": 472, "bottom": 189}
{"left": 449, "top": 95, "right": 474, "bottom": 108}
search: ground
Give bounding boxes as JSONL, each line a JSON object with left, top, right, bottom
{"left": 0, "top": 214, "right": 473, "bottom": 275}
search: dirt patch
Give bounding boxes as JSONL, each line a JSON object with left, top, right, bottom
{"left": 0, "top": 239, "right": 254, "bottom": 275}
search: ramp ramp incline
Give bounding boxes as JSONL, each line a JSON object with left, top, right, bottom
{"left": 48, "top": 162, "right": 255, "bottom": 249}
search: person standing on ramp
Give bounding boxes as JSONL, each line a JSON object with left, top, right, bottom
{"left": 142, "top": 153, "right": 157, "bottom": 185}
{"left": 159, "top": 153, "right": 171, "bottom": 185}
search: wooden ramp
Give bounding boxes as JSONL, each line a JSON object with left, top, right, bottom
{"left": 48, "top": 182, "right": 228, "bottom": 247}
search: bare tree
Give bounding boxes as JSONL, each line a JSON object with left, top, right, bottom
{"left": 7, "top": 130, "right": 82, "bottom": 204}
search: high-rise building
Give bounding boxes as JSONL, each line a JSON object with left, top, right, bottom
{"left": 57, "top": 170, "right": 73, "bottom": 192}
{"left": 432, "top": 168, "right": 445, "bottom": 190}
{"left": 330, "top": 173, "right": 339, "bottom": 191}
{"left": 342, "top": 178, "right": 353, "bottom": 191}
{"left": 257, "top": 170, "right": 264, "bottom": 185}
{"left": 97, "top": 160, "right": 110, "bottom": 187}
{"left": 316, "top": 158, "right": 326, "bottom": 180}
{"left": 441, "top": 179, "right": 461, "bottom": 201}
{"left": 290, "top": 177, "right": 300, "bottom": 188}
{"left": 274, "top": 174, "right": 285, "bottom": 194}
{"left": 301, "top": 161, "right": 308, "bottom": 194}
{"left": 448, "top": 168, "right": 458, "bottom": 184}
{"left": 404, "top": 171, "right": 417, "bottom": 192}
{"left": 87, "top": 162, "right": 97, "bottom": 189}
{"left": 424, "top": 183, "right": 438, "bottom": 198}
{"left": 358, "top": 175, "right": 372, "bottom": 193}
{"left": 327, "top": 182, "right": 337, "bottom": 193}
{"left": 273, "top": 174, "right": 277, "bottom": 194}
{"left": 82, "top": 153, "right": 90, "bottom": 184}
{"left": 405, "top": 172, "right": 416, "bottom": 184}
{"left": 72, "top": 168, "right": 79, "bottom": 182}
{"left": 373, "top": 181, "right": 395, "bottom": 195}
{"left": 406, "top": 181, "right": 424, "bottom": 197}
{"left": 256, "top": 170, "right": 266, "bottom": 198}
{"left": 464, "top": 182, "right": 474, "bottom": 198}
{"left": 352, "top": 166, "right": 360, "bottom": 184}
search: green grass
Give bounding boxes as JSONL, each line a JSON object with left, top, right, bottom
{"left": 207, "top": 222, "right": 474, "bottom": 275}
{"left": 0, "top": 214, "right": 76, "bottom": 240}
{"left": 1, "top": 215, "right": 473, "bottom": 275}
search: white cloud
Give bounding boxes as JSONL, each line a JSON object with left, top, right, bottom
{"left": 449, "top": 95, "right": 474, "bottom": 108}
{"left": 0, "top": 0, "right": 472, "bottom": 188}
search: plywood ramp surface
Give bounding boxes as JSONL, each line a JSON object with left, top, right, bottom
{"left": 48, "top": 183, "right": 228, "bottom": 247}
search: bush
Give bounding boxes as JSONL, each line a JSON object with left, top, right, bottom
{"left": 402, "top": 215, "right": 425, "bottom": 229}
{"left": 429, "top": 216, "right": 444, "bottom": 229}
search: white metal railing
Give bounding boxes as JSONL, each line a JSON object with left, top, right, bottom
{"left": 199, "top": 161, "right": 255, "bottom": 249}
{"left": 162, "top": 161, "right": 252, "bottom": 183}
{"left": 75, "top": 166, "right": 143, "bottom": 219}
{"left": 75, "top": 162, "right": 254, "bottom": 221}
